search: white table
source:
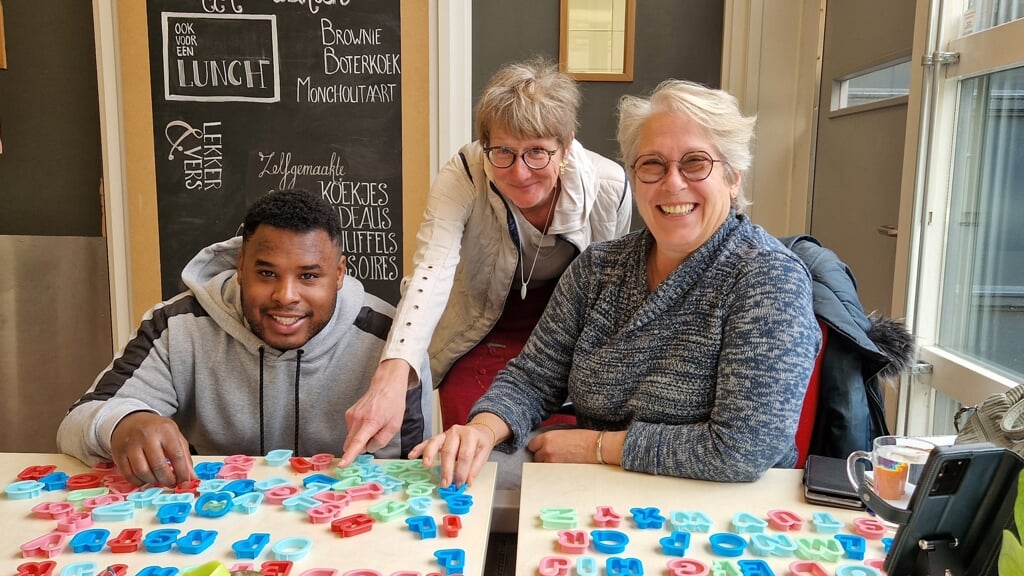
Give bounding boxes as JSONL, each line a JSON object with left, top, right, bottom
{"left": 515, "top": 463, "right": 892, "bottom": 576}
{"left": 1, "top": 453, "right": 496, "bottom": 575}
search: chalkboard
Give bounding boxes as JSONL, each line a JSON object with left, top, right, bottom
{"left": 146, "top": 0, "right": 403, "bottom": 305}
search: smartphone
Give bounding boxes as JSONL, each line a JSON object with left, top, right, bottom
{"left": 803, "top": 454, "right": 866, "bottom": 510}
{"left": 884, "top": 442, "right": 1024, "bottom": 576}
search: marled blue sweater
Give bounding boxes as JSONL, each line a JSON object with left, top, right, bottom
{"left": 471, "top": 213, "right": 820, "bottom": 482}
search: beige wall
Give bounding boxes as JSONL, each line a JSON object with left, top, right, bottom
{"left": 722, "top": 0, "right": 822, "bottom": 237}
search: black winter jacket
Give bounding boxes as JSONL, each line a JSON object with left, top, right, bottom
{"left": 781, "top": 235, "right": 914, "bottom": 459}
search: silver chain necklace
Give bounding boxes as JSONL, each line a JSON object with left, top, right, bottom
{"left": 519, "top": 188, "right": 558, "bottom": 300}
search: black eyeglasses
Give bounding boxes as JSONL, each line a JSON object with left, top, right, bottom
{"left": 483, "top": 146, "right": 559, "bottom": 170}
{"left": 631, "top": 151, "right": 726, "bottom": 184}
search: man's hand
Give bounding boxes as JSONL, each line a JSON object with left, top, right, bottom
{"left": 110, "top": 412, "right": 196, "bottom": 487}
{"left": 339, "top": 359, "right": 413, "bottom": 467}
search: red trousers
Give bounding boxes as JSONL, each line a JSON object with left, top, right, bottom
{"left": 438, "top": 281, "right": 577, "bottom": 428}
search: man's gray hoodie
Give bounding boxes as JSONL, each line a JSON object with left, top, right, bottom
{"left": 57, "top": 236, "right": 432, "bottom": 464}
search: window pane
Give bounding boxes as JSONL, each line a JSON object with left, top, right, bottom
{"left": 961, "top": 0, "right": 1024, "bottom": 35}
{"left": 939, "top": 65, "right": 1024, "bottom": 381}
{"left": 833, "top": 60, "right": 911, "bottom": 111}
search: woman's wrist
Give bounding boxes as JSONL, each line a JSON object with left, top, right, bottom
{"left": 595, "top": 430, "right": 607, "bottom": 465}
{"left": 467, "top": 421, "right": 498, "bottom": 446}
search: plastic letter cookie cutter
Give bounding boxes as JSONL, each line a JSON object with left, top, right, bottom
{"left": 309, "top": 454, "right": 335, "bottom": 471}
{"left": 232, "top": 492, "right": 264, "bottom": 514}
{"left": 435, "top": 483, "right": 467, "bottom": 499}
{"left": 92, "top": 501, "right": 136, "bottom": 522}
{"left": 345, "top": 482, "right": 385, "bottom": 501}
{"left": 593, "top": 505, "right": 623, "bottom": 528}
{"left": 103, "top": 564, "right": 129, "bottom": 576}
{"left": 215, "top": 464, "right": 249, "bottom": 481}
{"left": 575, "top": 557, "right": 598, "bottom": 576}
{"left": 851, "top": 518, "right": 887, "bottom": 540}
{"left": 107, "top": 528, "right": 144, "bottom": 553}
{"left": 265, "top": 450, "right": 293, "bottom": 467}
{"left": 136, "top": 567, "right": 179, "bottom": 576}
{"left": 254, "top": 477, "right": 292, "bottom": 493}
{"left": 56, "top": 512, "right": 94, "bottom": 533}
{"left": 60, "top": 561, "right": 99, "bottom": 576}
{"left": 21, "top": 533, "right": 70, "bottom": 559}
{"left": 339, "top": 571, "right": 378, "bottom": 576}
{"left": 709, "top": 533, "right": 747, "bottom": 557}
{"left": 557, "top": 530, "right": 589, "bottom": 554}
{"left": 5, "top": 480, "right": 45, "bottom": 499}
{"left": 731, "top": 512, "right": 767, "bottom": 534}
{"left": 152, "top": 492, "right": 195, "bottom": 506}
{"left": 299, "top": 570, "right": 339, "bottom": 576}
{"left": 665, "top": 558, "right": 709, "bottom": 576}
{"left": 834, "top": 534, "right": 866, "bottom": 560}
{"left": 736, "top": 559, "right": 774, "bottom": 576}
{"left": 18, "top": 465, "right": 58, "bottom": 481}
{"left": 368, "top": 499, "right": 409, "bottom": 521}
{"left": 39, "top": 472, "right": 69, "bottom": 491}
{"left": 834, "top": 566, "right": 882, "bottom": 576}
{"left": 283, "top": 494, "right": 321, "bottom": 512}
{"left": 629, "top": 507, "right": 666, "bottom": 529}
{"left": 142, "top": 529, "right": 182, "bottom": 553}
{"left": 606, "top": 557, "right": 644, "bottom": 576}
{"left": 66, "top": 473, "right": 103, "bottom": 490}
{"left": 443, "top": 494, "right": 474, "bottom": 515}
{"left": 272, "top": 537, "right": 312, "bottom": 561}
{"left": 540, "top": 507, "right": 578, "bottom": 529}
{"left": 766, "top": 510, "right": 804, "bottom": 531}
{"left": 433, "top": 548, "right": 466, "bottom": 575}
{"left": 289, "top": 457, "right": 314, "bottom": 473}
{"left": 177, "top": 529, "right": 218, "bottom": 555}
{"left": 794, "top": 537, "right": 844, "bottom": 563}
{"left": 265, "top": 485, "right": 303, "bottom": 505}
{"left": 709, "top": 560, "right": 742, "bottom": 576}
{"left": 308, "top": 502, "right": 347, "bottom": 524}
{"left": 232, "top": 533, "right": 271, "bottom": 560}
{"left": 788, "top": 561, "right": 830, "bottom": 576}
{"left": 259, "top": 561, "right": 293, "bottom": 576}
{"left": 810, "top": 512, "right": 844, "bottom": 534}
{"left": 15, "top": 561, "right": 56, "bottom": 576}
{"left": 331, "top": 513, "right": 375, "bottom": 537}
{"left": 407, "top": 496, "right": 433, "bottom": 515}
{"left": 590, "top": 530, "right": 629, "bottom": 554}
{"left": 670, "top": 511, "right": 713, "bottom": 533}
{"left": 443, "top": 515, "right": 462, "bottom": 537}
{"left": 156, "top": 501, "right": 193, "bottom": 524}
{"left": 881, "top": 537, "right": 893, "bottom": 553}
{"left": 749, "top": 533, "right": 797, "bottom": 557}
{"left": 223, "top": 479, "right": 256, "bottom": 496}
{"left": 537, "top": 556, "right": 572, "bottom": 576}
{"left": 659, "top": 531, "right": 691, "bottom": 557}
{"left": 406, "top": 515, "right": 438, "bottom": 539}
{"left": 193, "top": 462, "right": 223, "bottom": 481}
{"left": 69, "top": 528, "right": 111, "bottom": 553}
{"left": 127, "top": 487, "right": 165, "bottom": 509}
{"left": 405, "top": 482, "right": 434, "bottom": 498}
{"left": 223, "top": 454, "right": 256, "bottom": 470}
{"left": 83, "top": 494, "right": 125, "bottom": 511}
{"left": 303, "top": 474, "right": 337, "bottom": 488}
{"left": 32, "top": 501, "right": 75, "bottom": 520}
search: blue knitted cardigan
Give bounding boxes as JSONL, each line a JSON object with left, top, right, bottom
{"left": 472, "top": 212, "right": 821, "bottom": 482}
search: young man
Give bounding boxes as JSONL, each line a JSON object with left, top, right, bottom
{"left": 57, "top": 189, "right": 432, "bottom": 487}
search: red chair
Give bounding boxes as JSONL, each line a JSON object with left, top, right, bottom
{"left": 795, "top": 319, "right": 828, "bottom": 468}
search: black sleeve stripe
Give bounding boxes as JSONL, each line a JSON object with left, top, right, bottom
{"left": 399, "top": 384, "right": 426, "bottom": 459}
{"left": 353, "top": 306, "right": 392, "bottom": 340}
{"left": 458, "top": 152, "right": 473, "bottom": 183}
{"left": 69, "top": 296, "right": 209, "bottom": 411}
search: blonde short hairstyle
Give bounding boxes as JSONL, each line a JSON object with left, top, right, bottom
{"left": 476, "top": 58, "right": 580, "bottom": 148}
{"left": 618, "top": 80, "right": 756, "bottom": 212}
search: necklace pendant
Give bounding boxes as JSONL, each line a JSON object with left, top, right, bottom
{"left": 520, "top": 283, "right": 528, "bottom": 300}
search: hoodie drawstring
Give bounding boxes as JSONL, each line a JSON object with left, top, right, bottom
{"left": 293, "top": 349, "right": 304, "bottom": 455}
{"left": 257, "top": 346, "right": 304, "bottom": 456}
{"left": 258, "top": 346, "right": 266, "bottom": 456}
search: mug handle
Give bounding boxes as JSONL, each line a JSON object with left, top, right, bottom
{"left": 845, "top": 450, "right": 872, "bottom": 493}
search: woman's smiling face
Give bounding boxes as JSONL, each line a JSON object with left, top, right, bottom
{"left": 632, "top": 111, "right": 739, "bottom": 263}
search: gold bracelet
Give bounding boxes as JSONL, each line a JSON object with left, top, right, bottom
{"left": 596, "top": 430, "right": 607, "bottom": 465}
{"left": 467, "top": 421, "right": 498, "bottom": 446}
